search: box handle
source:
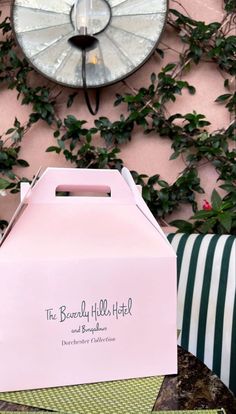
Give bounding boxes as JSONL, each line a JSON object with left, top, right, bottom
{"left": 55, "top": 185, "right": 111, "bottom": 197}
{"left": 28, "top": 168, "right": 134, "bottom": 203}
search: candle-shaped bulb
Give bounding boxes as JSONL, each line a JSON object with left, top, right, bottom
{"left": 73, "top": 0, "right": 91, "bottom": 35}
{"left": 69, "top": 0, "right": 110, "bottom": 50}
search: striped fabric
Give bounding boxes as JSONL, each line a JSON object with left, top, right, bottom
{"left": 167, "top": 233, "right": 236, "bottom": 395}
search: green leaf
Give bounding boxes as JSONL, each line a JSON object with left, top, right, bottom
{"left": 147, "top": 174, "right": 160, "bottom": 185}
{"left": 156, "top": 48, "right": 164, "bottom": 58}
{"left": 224, "top": 79, "right": 229, "bottom": 88}
{"left": 215, "top": 94, "right": 231, "bottom": 102}
{"left": 0, "top": 177, "right": 10, "bottom": 189}
{"left": 0, "top": 219, "right": 8, "bottom": 230}
{"left": 151, "top": 73, "right": 156, "bottom": 84}
{"left": 169, "top": 219, "right": 194, "bottom": 233}
{"left": 46, "top": 146, "right": 61, "bottom": 154}
{"left": 114, "top": 94, "right": 124, "bottom": 107}
{"left": 17, "top": 159, "right": 29, "bottom": 167}
{"left": 6, "top": 128, "right": 15, "bottom": 135}
{"left": 188, "top": 85, "right": 196, "bottom": 95}
{"left": 192, "top": 210, "right": 214, "bottom": 219}
{"left": 67, "top": 92, "right": 77, "bottom": 108}
{"left": 220, "top": 183, "right": 236, "bottom": 192}
{"left": 157, "top": 179, "right": 169, "bottom": 188}
{"left": 169, "top": 151, "right": 180, "bottom": 160}
{"left": 162, "top": 63, "right": 176, "bottom": 73}
{"left": 57, "top": 139, "right": 65, "bottom": 150}
{"left": 142, "top": 186, "right": 152, "bottom": 201}
{"left": 211, "top": 189, "right": 222, "bottom": 210}
{"left": 200, "top": 218, "right": 217, "bottom": 233}
{"left": 218, "top": 212, "right": 232, "bottom": 232}
{"left": 54, "top": 130, "right": 60, "bottom": 138}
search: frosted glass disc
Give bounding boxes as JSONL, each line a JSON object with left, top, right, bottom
{"left": 12, "top": 0, "right": 168, "bottom": 87}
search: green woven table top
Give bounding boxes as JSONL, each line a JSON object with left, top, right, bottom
{"left": 0, "top": 376, "right": 164, "bottom": 414}
{"left": 0, "top": 409, "right": 226, "bottom": 414}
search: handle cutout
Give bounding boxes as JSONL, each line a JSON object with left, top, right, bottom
{"left": 55, "top": 185, "right": 111, "bottom": 198}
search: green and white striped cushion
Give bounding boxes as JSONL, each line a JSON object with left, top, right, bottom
{"left": 167, "top": 233, "right": 236, "bottom": 395}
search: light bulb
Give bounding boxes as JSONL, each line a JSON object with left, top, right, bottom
{"left": 90, "top": 55, "right": 98, "bottom": 65}
{"left": 72, "top": 0, "right": 111, "bottom": 37}
{"left": 69, "top": 0, "right": 111, "bottom": 51}
{"left": 73, "top": 0, "right": 92, "bottom": 35}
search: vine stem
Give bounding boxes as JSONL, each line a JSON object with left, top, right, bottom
{"left": 159, "top": 41, "right": 182, "bottom": 55}
{"left": 171, "top": 0, "right": 191, "bottom": 17}
{"left": 121, "top": 79, "right": 139, "bottom": 94}
{"left": 172, "top": 57, "right": 192, "bottom": 79}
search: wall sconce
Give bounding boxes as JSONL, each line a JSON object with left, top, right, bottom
{"left": 12, "top": 0, "right": 168, "bottom": 115}
{"left": 68, "top": 0, "right": 111, "bottom": 114}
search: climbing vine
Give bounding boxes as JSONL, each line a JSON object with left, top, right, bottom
{"left": 0, "top": 0, "right": 235, "bottom": 234}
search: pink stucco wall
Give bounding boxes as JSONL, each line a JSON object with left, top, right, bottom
{"left": 0, "top": 0, "right": 231, "bottom": 224}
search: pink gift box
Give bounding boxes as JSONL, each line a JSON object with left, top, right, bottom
{"left": 0, "top": 167, "right": 177, "bottom": 391}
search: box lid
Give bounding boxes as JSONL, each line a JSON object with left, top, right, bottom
{"left": 0, "top": 168, "right": 175, "bottom": 259}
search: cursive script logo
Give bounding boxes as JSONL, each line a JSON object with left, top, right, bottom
{"left": 59, "top": 301, "right": 89, "bottom": 323}
{"left": 45, "top": 298, "right": 133, "bottom": 323}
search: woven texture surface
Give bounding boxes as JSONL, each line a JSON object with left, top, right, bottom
{"left": 0, "top": 376, "right": 164, "bottom": 414}
{"left": 0, "top": 409, "right": 225, "bottom": 413}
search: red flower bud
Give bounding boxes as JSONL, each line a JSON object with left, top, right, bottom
{"left": 203, "top": 200, "right": 212, "bottom": 211}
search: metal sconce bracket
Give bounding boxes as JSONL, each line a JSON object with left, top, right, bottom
{"left": 81, "top": 49, "right": 100, "bottom": 115}
{"left": 69, "top": 31, "right": 100, "bottom": 115}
